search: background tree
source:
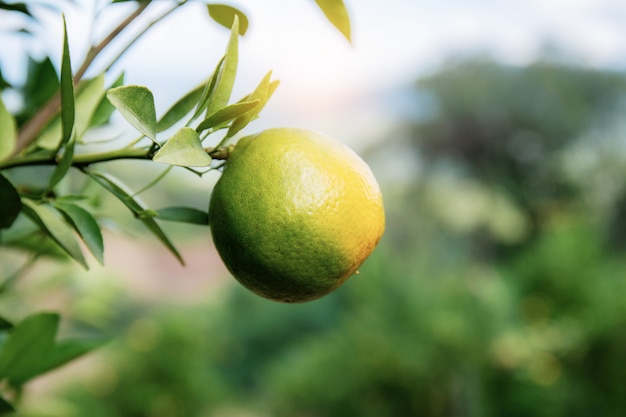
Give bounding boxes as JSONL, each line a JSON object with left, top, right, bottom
{"left": 401, "top": 59, "right": 626, "bottom": 255}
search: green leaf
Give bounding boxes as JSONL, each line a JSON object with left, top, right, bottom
{"left": 153, "top": 127, "right": 212, "bottom": 167}
{"left": 106, "top": 85, "right": 157, "bottom": 143}
{"left": 0, "top": 174, "right": 21, "bottom": 229}
{"left": 85, "top": 170, "right": 184, "bottom": 265}
{"left": 192, "top": 56, "right": 223, "bottom": 121}
{"left": 314, "top": 0, "right": 352, "bottom": 42}
{"left": 196, "top": 100, "right": 260, "bottom": 133}
{"left": 21, "top": 199, "right": 88, "bottom": 269}
{"left": 90, "top": 72, "right": 125, "bottom": 127}
{"left": 0, "top": 96, "right": 16, "bottom": 162}
{"left": 0, "top": 395, "right": 14, "bottom": 413}
{"left": 18, "top": 57, "right": 59, "bottom": 124}
{"left": 226, "top": 72, "right": 279, "bottom": 138}
{"left": 0, "top": 312, "right": 105, "bottom": 387}
{"left": 4, "top": 231, "right": 68, "bottom": 260}
{"left": 74, "top": 75, "right": 106, "bottom": 140}
{"left": 207, "top": 4, "right": 248, "bottom": 36}
{"left": 23, "top": 338, "right": 107, "bottom": 383}
{"left": 205, "top": 16, "right": 239, "bottom": 117}
{"left": 157, "top": 83, "right": 205, "bottom": 132}
{"left": 47, "top": 133, "right": 75, "bottom": 189}
{"left": 156, "top": 206, "right": 209, "bottom": 225}
{"left": 0, "top": 312, "right": 59, "bottom": 386}
{"left": 53, "top": 201, "right": 104, "bottom": 265}
{"left": 48, "top": 16, "right": 76, "bottom": 190}
{"left": 58, "top": 15, "right": 75, "bottom": 150}
{"left": 84, "top": 171, "right": 143, "bottom": 214}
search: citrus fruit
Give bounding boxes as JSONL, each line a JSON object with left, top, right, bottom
{"left": 208, "top": 128, "right": 385, "bottom": 303}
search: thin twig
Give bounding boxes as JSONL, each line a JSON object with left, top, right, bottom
{"left": 0, "top": 144, "right": 229, "bottom": 171}
{"left": 0, "top": 147, "right": 152, "bottom": 170}
{"left": 132, "top": 165, "right": 173, "bottom": 197}
{"left": 103, "top": 0, "right": 189, "bottom": 75}
{"left": 73, "top": 1, "right": 152, "bottom": 83}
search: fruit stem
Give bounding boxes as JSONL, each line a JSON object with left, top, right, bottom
{"left": 207, "top": 145, "right": 234, "bottom": 160}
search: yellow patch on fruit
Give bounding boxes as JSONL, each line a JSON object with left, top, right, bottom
{"left": 209, "top": 128, "right": 385, "bottom": 303}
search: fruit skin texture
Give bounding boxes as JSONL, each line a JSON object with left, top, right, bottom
{"left": 209, "top": 128, "right": 385, "bottom": 303}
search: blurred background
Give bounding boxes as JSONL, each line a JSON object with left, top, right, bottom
{"left": 2, "top": 0, "right": 626, "bottom": 416}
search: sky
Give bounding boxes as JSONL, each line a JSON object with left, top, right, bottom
{"left": 3, "top": 0, "right": 626, "bottom": 148}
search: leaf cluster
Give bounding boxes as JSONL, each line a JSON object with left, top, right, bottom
{"left": 0, "top": 0, "right": 352, "bottom": 411}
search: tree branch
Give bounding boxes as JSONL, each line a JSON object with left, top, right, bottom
{"left": 73, "top": 2, "right": 152, "bottom": 83}
{"left": 0, "top": 145, "right": 231, "bottom": 171}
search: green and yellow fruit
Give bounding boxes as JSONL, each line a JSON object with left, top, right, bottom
{"left": 209, "top": 128, "right": 385, "bottom": 303}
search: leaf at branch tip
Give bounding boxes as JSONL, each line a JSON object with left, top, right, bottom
{"left": 21, "top": 199, "right": 88, "bottom": 269}
{"left": 267, "top": 79, "right": 280, "bottom": 100}
{"left": 314, "top": 0, "right": 352, "bottom": 42}
{"left": 196, "top": 100, "right": 260, "bottom": 133}
{"left": 205, "top": 16, "right": 239, "bottom": 117}
{"left": 0, "top": 96, "right": 16, "bottom": 162}
{"left": 46, "top": 14, "right": 77, "bottom": 190}
{"left": 106, "top": 85, "right": 157, "bottom": 143}
{"left": 156, "top": 206, "right": 209, "bottom": 226}
{"left": 154, "top": 127, "right": 212, "bottom": 167}
{"left": 59, "top": 14, "right": 75, "bottom": 150}
{"left": 192, "top": 57, "right": 223, "bottom": 121}
{"left": 53, "top": 201, "right": 104, "bottom": 265}
{"left": 0, "top": 174, "right": 21, "bottom": 229}
{"left": 207, "top": 4, "right": 248, "bottom": 36}
{"left": 157, "top": 83, "right": 205, "bottom": 132}
{"left": 226, "top": 71, "right": 278, "bottom": 138}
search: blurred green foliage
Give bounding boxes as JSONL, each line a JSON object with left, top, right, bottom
{"left": 31, "top": 58, "right": 626, "bottom": 417}
{"left": 407, "top": 59, "right": 626, "bottom": 250}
